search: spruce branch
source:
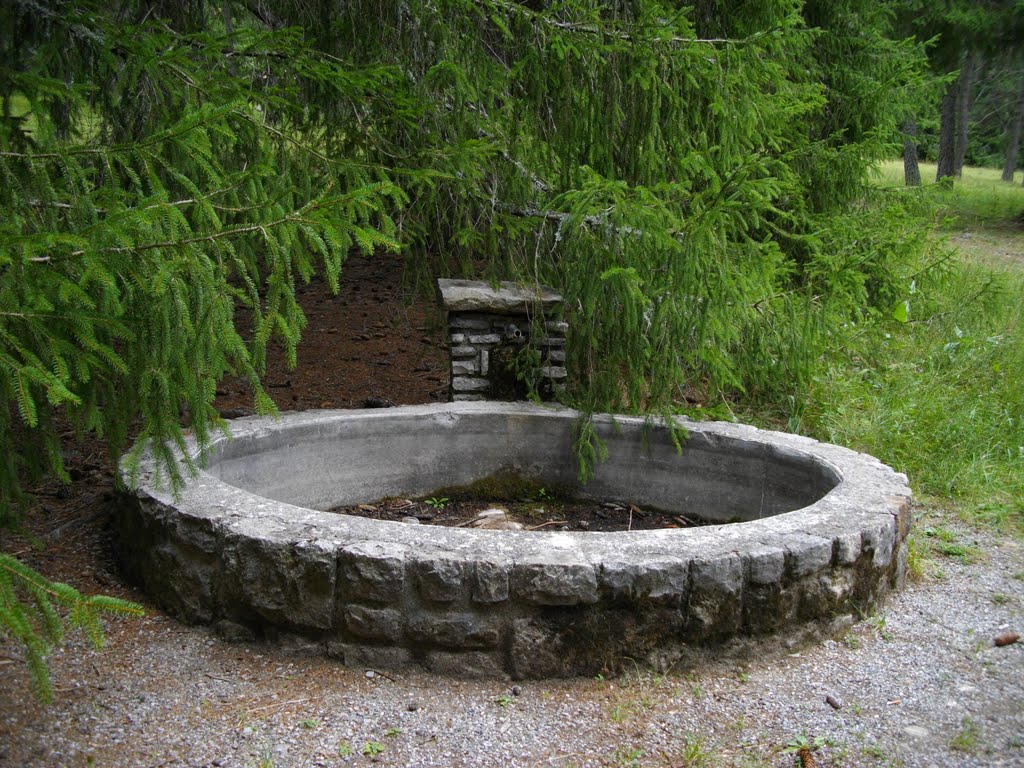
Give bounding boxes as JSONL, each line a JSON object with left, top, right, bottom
{"left": 0, "top": 552, "right": 144, "bottom": 703}
{"left": 477, "top": 0, "right": 783, "bottom": 46}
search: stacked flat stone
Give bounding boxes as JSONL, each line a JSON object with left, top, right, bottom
{"left": 437, "top": 278, "right": 567, "bottom": 401}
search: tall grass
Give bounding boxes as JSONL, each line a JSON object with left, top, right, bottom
{"left": 806, "top": 163, "right": 1024, "bottom": 531}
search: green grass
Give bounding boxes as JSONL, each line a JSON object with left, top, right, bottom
{"left": 949, "top": 717, "right": 982, "bottom": 753}
{"left": 805, "top": 163, "right": 1024, "bottom": 534}
{"left": 874, "top": 160, "right": 1024, "bottom": 269}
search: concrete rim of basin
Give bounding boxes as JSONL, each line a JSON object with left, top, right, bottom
{"left": 115, "top": 401, "right": 912, "bottom": 679}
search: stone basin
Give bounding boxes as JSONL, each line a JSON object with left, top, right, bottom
{"left": 115, "top": 402, "right": 911, "bottom": 678}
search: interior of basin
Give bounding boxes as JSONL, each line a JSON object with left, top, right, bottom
{"left": 204, "top": 408, "right": 842, "bottom": 524}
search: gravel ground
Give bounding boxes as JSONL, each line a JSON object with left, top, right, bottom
{"left": 2, "top": 261, "right": 1021, "bottom": 766}
{"left": 2, "top": 516, "right": 1021, "bottom": 768}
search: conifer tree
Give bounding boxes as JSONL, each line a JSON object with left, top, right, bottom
{"left": 1, "top": 0, "right": 403, "bottom": 695}
{"left": 2, "top": 0, "right": 928, "bottom": 696}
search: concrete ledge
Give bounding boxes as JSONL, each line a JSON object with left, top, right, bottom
{"left": 115, "top": 402, "right": 911, "bottom": 678}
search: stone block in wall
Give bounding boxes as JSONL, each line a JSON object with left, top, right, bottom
{"left": 449, "top": 316, "right": 492, "bottom": 330}
{"left": 407, "top": 612, "right": 502, "bottom": 649}
{"left": 537, "top": 336, "right": 566, "bottom": 348}
{"left": 512, "top": 552, "right": 598, "bottom": 606}
{"left": 452, "top": 377, "right": 489, "bottom": 392}
{"left": 540, "top": 366, "right": 567, "bottom": 380}
{"left": 339, "top": 541, "right": 407, "bottom": 603}
{"left": 473, "top": 559, "right": 510, "bottom": 603}
{"left": 414, "top": 554, "right": 470, "bottom": 603}
{"left": 451, "top": 360, "right": 478, "bottom": 375}
{"left": 343, "top": 605, "right": 404, "bottom": 642}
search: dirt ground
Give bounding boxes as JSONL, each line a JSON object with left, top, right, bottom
{"left": 1, "top": 254, "right": 1022, "bottom": 768}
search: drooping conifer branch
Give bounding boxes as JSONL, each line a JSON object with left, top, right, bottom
{"left": 478, "top": 0, "right": 785, "bottom": 46}
{"left": 1, "top": 0, "right": 930, "bottom": 701}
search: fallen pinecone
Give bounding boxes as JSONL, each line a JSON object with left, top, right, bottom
{"left": 994, "top": 631, "right": 1020, "bottom": 647}
{"left": 796, "top": 746, "right": 818, "bottom": 768}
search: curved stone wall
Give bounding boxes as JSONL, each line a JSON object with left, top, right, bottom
{"left": 115, "top": 402, "right": 912, "bottom": 678}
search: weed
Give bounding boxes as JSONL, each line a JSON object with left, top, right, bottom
{"left": 423, "top": 496, "right": 449, "bottom": 510}
{"left": 337, "top": 741, "right": 354, "bottom": 757}
{"left": 869, "top": 614, "right": 893, "bottom": 642}
{"left": 950, "top": 717, "right": 982, "bottom": 753}
{"left": 495, "top": 693, "right": 514, "bottom": 708}
{"left": 937, "top": 541, "right": 981, "bottom": 562}
{"left": 784, "top": 733, "right": 830, "bottom": 765}
{"left": 609, "top": 703, "right": 634, "bottom": 723}
{"left": 254, "top": 746, "right": 275, "bottom": 768}
{"left": 923, "top": 527, "right": 983, "bottom": 563}
{"left": 785, "top": 734, "right": 830, "bottom": 753}
{"left": 612, "top": 746, "right": 644, "bottom": 767}
{"left": 728, "top": 716, "right": 749, "bottom": 732}
{"left": 299, "top": 718, "right": 318, "bottom": 729}
{"left": 1013, "top": 571, "right": 1024, "bottom": 581}
{"left": 991, "top": 593, "right": 1013, "bottom": 605}
{"left": 906, "top": 526, "right": 949, "bottom": 581}
{"left": 677, "top": 733, "right": 715, "bottom": 766}
{"left": 361, "top": 741, "right": 385, "bottom": 757}
{"left": 384, "top": 726, "right": 402, "bottom": 738}
{"left": 925, "top": 525, "right": 956, "bottom": 544}
{"left": 862, "top": 743, "right": 887, "bottom": 759}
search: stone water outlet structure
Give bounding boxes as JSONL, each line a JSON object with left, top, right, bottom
{"left": 437, "top": 278, "right": 567, "bottom": 402}
{"left": 116, "top": 402, "right": 911, "bottom": 678}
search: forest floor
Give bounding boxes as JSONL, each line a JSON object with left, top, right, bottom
{"left": 1, "top": 253, "right": 1023, "bottom": 767}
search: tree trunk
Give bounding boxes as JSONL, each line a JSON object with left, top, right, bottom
{"left": 936, "top": 81, "right": 957, "bottom": 181}
{"left": 902, "top": 118, "right": 921, "bottom": 187}
{"left": 1002, "top": 75, "right": 1024, "bottom": 183}
{"left": 953, "top": 50, "right": 979, "bottom": 179}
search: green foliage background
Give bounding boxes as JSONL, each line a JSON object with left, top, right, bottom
{"left": 0, "top": 0, "right": 955, "bottom": 695}
{"left": 0, "top": 0, "right": 933, "bottom": 511}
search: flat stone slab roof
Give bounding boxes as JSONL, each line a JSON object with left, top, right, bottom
{"left": 437, "top": 279, "right": 562, "bottom": 314}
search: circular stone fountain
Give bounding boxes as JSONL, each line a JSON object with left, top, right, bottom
{"left": 115, "top": 402, "right": 911, "bottom": 678}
